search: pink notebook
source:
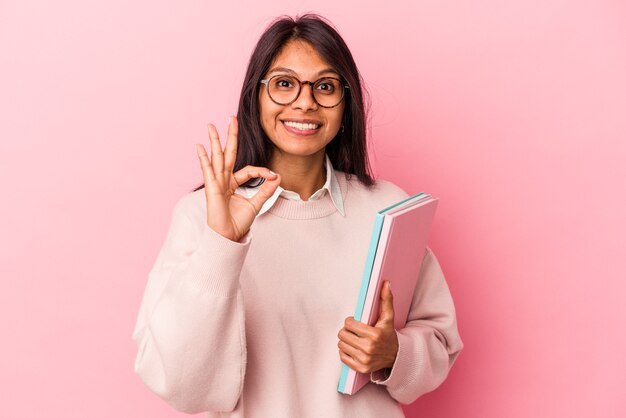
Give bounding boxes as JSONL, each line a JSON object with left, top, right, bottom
{"left": 338, "top": 194, "right": 438, "bottom": 395}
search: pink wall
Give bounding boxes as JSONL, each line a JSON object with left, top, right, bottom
{"left": 1, "top": 1, "right": 625, "bottom": 417}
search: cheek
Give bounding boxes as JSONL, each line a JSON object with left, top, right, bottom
{"left": 327, "top": 106, "right": 345, "bottom": 133}
{"left": 258, "top": 96, "right": 277, "bottom": 133}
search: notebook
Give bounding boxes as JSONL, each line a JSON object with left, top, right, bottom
{"left": 337, "top": 193, "right": 438, "bottom": 395}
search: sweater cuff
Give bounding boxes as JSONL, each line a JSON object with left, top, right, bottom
{"left": 185, "top": 225, "right": 251, "bottom": 297}
{"left": 370, "top": 329, "right": 419, "bottom": 391}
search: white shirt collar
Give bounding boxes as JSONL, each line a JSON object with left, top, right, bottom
{"left": 236, "top": 154, "right": 345, "bottom": 217}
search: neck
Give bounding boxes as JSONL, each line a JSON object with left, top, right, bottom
{"left": 269, "top": 150, "right": 326, "bottom": 201}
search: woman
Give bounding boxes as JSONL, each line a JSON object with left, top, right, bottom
{"left": 132, "top": 14, "right": 463, "bottom": 417}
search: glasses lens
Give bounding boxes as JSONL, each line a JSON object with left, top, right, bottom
{"left": 268, "top": 75, "right": 299, "bottom": 105}
{"left": 313, "top": 78, "right": 344, "bottom": 107}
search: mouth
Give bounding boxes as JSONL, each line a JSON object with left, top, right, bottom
{"left": 281, "top": 119, "right": 322, "bottom": 136}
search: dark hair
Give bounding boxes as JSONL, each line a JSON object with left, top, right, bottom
{"left": 193, "top": 14, "right": 374, "bottom": 192}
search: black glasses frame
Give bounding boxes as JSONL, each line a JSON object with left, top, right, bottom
{"left": 259, "top": 75, "right": 349, "bottom": 108}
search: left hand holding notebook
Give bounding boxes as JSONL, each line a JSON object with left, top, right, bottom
{"left": 337, "top": 281, "right": 399, "bottom": 374}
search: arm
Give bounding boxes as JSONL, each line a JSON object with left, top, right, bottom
{"left": 370, "top": 247, "right": 464, "bottom": 404}
{"left": 132, "top": 197, "right": 250, "bottom": 413}
{"left": 132, "top": 116, "right": 279, "bottom": 413}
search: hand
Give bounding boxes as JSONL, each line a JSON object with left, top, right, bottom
{"left": 196, "top": 116, "right": 281, "bottom": 242}
{"left": 337, "top": 280, "right": 399, "bottom": 374}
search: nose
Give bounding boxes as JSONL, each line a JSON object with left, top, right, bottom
{"left": 291, "top": 81, "right": 318, "bottom": 111}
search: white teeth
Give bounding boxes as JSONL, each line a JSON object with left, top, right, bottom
{"left": 284, "top": 121, "right": 320, "bottom": 130}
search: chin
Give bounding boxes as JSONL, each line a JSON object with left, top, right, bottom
{"left": 272, "top": 142, "right": 327, "bottom": 159}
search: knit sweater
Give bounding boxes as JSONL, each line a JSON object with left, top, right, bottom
{"left": 132, "top": 171, "right": 463, "bottom": 418}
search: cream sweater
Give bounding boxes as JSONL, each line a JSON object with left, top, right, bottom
{"left": 132, "top": 171, "right": 463, "bottom": 417}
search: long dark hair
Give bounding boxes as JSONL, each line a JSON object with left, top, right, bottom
{"left": 193, "top": 14, "right": 374, "bottom": 192}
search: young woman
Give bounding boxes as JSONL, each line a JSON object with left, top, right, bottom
{"left": 132, "top": 14, "right": 463, "bottom": 418}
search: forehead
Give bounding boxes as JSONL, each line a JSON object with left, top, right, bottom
{"left": 267, "top": 40, "right": 337, "bottom": 78}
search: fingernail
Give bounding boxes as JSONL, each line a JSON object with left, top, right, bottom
{"left": 227, "top": 116, "right": 232, "bottom": 125}
{"left": 269, "top": 170, "right": 276, "bottom": 175}
{"left": 387, "top": 281, "right": 392, "bottom": 291}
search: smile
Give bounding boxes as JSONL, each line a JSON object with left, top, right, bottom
{"left": 283, "top": 121, "right": 321, "bottom": 131}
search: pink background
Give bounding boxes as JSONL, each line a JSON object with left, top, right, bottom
{"left": 1, "top": 1, "right": 625, "bottom": 417}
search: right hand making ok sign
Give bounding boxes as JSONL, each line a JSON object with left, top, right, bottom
{"left": 196, "top": 116, "right": 281, "bottom": 242}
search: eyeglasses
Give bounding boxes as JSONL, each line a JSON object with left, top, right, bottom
{"left": 260, "top": 74, "right": 349, "bottom": 108}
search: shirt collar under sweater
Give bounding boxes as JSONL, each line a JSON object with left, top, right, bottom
{"left": 236, "top": 154, "right": 346, "bottom": 218}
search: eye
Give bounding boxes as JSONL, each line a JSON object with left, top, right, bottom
{"left": 315, "top": 79, "right": 338, "bottom": 94}
{"left": 272, "top": 76, "right": 296, "bottom": 90}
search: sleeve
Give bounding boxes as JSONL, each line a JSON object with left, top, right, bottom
{"left": 369, "top": 247, "right": 464, "bottom": 404}
{"left": 131, "top": 197, "right": 250, "bottom": 414}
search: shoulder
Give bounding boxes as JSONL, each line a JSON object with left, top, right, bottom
{"left": 337, "top": 171, "right": 410, "bottom": 210}
{"left": 371, "top": 178, "right": 410, "bottom": 201}
{"left": 169, "top": 188, "right": 207, "bottom": 226}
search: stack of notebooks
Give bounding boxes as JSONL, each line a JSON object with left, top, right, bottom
{"left": 337, "top": 192, "right": 438, "bottom": 395}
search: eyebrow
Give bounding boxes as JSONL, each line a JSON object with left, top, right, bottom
{"left": 266, "top": 67, "right": 340, "bottom": 78}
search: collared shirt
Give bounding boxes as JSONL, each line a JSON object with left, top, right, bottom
{"left": 236, "top": 154, "right": 345, "bottom": 217}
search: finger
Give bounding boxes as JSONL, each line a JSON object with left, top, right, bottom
{"left": 248, "top": 172, "right": 281, "bottom": 211}
{"left": 196, "top": 143, "right": 216, "bottom": 185}
{"left": 344, "top": 316, "right": 378, "bottom": 339}
{"left": 337, "top": 327, "right": 363, "bottom": 349}
{"left": 223, "top": 116, "right": 238, "bottom": 173}
{"left": 232, "top": 165, "right": 277, "bottom": 187}
{"left": 339, "top": 349, "right": 369, "bottom": 374}
{"left": 376, "top": 281, "right": 395, "bottom": 326}
{"left": 208, "top": 123, "right": 225, "bottom": 175}
{"left": 338, "top": 340, "right": 367, "bottom": 365}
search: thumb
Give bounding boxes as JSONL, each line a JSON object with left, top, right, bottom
{"left": 376, "top": 280, "right": 395, "bottom": 327}
{"left": 249, "top": 173, "right": 281, "bottom": 210}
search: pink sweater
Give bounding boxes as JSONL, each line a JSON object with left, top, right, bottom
{"left": 132, "top": 171, "right": 463, "bottom": 417}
